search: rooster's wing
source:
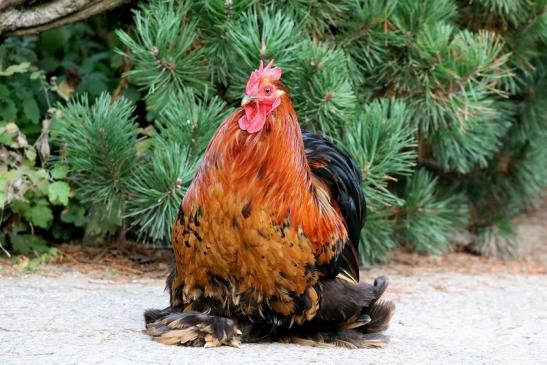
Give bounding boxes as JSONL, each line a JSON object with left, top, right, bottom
{"left": 303, "top": 130, "right": 366, "bottom": 283}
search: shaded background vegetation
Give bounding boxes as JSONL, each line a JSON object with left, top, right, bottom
{"left": 1, "top": 0, "right": 546, "bottom": 266}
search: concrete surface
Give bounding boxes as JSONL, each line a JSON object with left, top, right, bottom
{"left": 1, "top": 271, "right": 547, "bottom": 365}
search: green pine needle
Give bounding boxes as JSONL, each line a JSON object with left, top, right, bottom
{"left": 37, "top": 0, "right": 547, "bottom": 261}
{"left": 155, "top": 90, "right": 232, "bottom": 158}
{"left": 125, "top": 140, "right": 197, "bottom": 244}
{"left": 344, "top": 99, "right": 417, "bottom": 210}
{"left": 116, "top": 0, "right": 210, "bottom": 112}
{"left": 224, "top": 6, "right": 302, "bottom": 101}
{"left": 470, "top": 215, "right": 520, "bottom": 259}
{"left": 52, "top": 93, "right": 138, "bottom": 208}
{"left": 360, "top": 209, "right": 397, "bottom": 265}
{"left": 291, "top": 41, "right": 360, "bottom": 138}
{"left": 397, "top": 169, "right": 469, "bottom": 254}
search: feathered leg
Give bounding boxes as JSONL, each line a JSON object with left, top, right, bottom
{"left": 145, "top": 268, "right": 394, "bottom": 348}
{"left": 144, "top": 308, "right": 241, "bottom": 347}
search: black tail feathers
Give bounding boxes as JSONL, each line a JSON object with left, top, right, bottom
{"left": 144, "top": 307, "right": 174, "bottom": 324}
{"left": 373, "top": 276, "right": 388, "bottom": 299}
{"left": 365, "top": 300, "right": 395, "bottom": 333}
{"left": 284, "top": 275, "right": 395, "bottom": 348}
{"left": 362, "top": 276, "right": 395, "bottom": 333}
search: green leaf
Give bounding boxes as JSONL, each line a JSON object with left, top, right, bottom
{"left": 24, "top": 147, "right": 37, "bottom": 162}
{"left": 10, "top": 234, "right": 32, "bottom": 255}
{"left": 26, "top": 169, "right": 49, "bottom": 195}
{"left": 9, "top": 233, "right": 50, "bottom": 255}
{"left": 0, "top": 62, "right": 31, "bottom": 76}
{"left": 0, "top": 129, "right": 14, "bottom": 145}
{"left": 24, "top": 205, "right": 53, "bottom": 228}
{"left": 50, "top": 165, "right": 69, "bottom": 179}
{"left": 39, "top": 28, "right": 65, "bottom": 55}
{"left": 22, "top": 96, "right": 40, "bottom": 123}
{"left": 48, "top": 181, "right": 70, "bottom": 206}
{"left": 61, "top": 205, "right": 86, "bottom": 227}
{"left": 10, "top": 199, "right": 30, "bottom": 214}
{"left": 30, "top": 71, "right": 42, "bottom": 80}
{"left": 0, "top": 98, "right": 17, "bottom": 122}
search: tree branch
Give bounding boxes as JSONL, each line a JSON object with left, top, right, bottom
{"left": 0, "top": 0, "right": 33, "bottom": 12}
{"left": 0, "top": 0, "right": 132, "bottom": 37}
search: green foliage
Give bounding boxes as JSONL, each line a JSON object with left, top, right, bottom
{"left": 344, "top": 99, "right": 417, "bottom": 209}
{"left": 471, "top": 216, "right": 520, "bottom": 258}
{"left": 0, "top": 122, "right": 77, "bottom": 255}
{"left": 266, "top": 0, "right": 353, "bottom": 37}
{"left": 0, "top": 21, "right": 123, "bottom": 137}
{"left": 155, "top": 91, "right": 231, "bottom": 156}
{"left": 397, "top": 169, "right": 469, "bottom": 254}
{"left": 10, "top": 247, "right": 61, "bottom": 272}
{"left": 9, "top": 234, "right": 50, "bottom": 256}
{"left": 294, "top": 41, "right": 357, "bottom": 137}
{"left": 224, "top": 6, "right": 302, "bottom": 100}
{"left": 0, "top": 55, "right": 49, "bottom": 140}
{"left": 2, "top": 0, "right": 546, "bottom": 263}
{"left": 0, "top": 17, "right": 126, "bottom": 256}
{"left": 427, "top": 100, "right": 514, "bottom": 174}
{"left": 125, "top": 141, "right": 196, "bottom": 243}
{"left": 341, "top": 99, "right": 417, "bottom": 263}
{"left": 360, "top": 209, "right": 397, "bottom": 266}
{"left": 52, "top": 93, "right": 139, "bottom": 237}
{"left": 194, "top": 0, "right": 258, "bottom": 84}
{"left": 337, "top": 0, "right": 397, "bottom": 75}
{"left": 116, "top": 0, "right": 209, "bottom": 112}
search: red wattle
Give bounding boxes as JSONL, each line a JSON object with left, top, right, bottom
{"left": 239, "top": 103, "right": 267, "bottom": 133}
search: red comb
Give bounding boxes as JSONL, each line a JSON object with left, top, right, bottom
{"left": 245, "top": 60, "right": 282, "bottom": 94}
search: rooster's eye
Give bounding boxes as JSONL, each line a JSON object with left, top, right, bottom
{"left": 264, "top": 87, "right": 272, "bottom": 95}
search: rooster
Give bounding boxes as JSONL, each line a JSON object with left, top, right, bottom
{"left": 144, "top": 61, "right": 394, "bottom": 348}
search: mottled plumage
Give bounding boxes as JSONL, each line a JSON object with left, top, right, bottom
{"left": 145, "top": 62, "right": 394, "bottom": 348}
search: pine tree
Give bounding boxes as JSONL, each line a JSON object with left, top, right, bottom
{"left": 50, "top": 0, "right": 546, "bottom": 263}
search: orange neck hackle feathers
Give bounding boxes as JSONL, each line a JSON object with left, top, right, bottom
{"left": 182, "top": 62, "right": 348, "bottom": 262}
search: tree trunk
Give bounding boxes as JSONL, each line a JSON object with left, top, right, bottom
{"left": 0, "top": 0, "right": 133, "bottom": 37}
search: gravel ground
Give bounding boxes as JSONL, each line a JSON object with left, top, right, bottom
{"left": 1, "top": 271, "right": 546, "bottom": 365}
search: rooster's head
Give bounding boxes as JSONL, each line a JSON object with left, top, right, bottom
{"left": 239, "top": 60, "right": 285, "bottom": 133}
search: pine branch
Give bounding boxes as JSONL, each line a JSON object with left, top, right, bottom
{"left": 343, "top": 99, "right": 417, "bottom": 210}
{"left": 425, "top": 99, "right": 514, "bottom": 173}
{"left": 194, "top": 0, "right": 257, "bottom": 84}
{"left": 116, "top": 0, "right": 209, "bottom": 112}
{"left": 292, "top": 41, "right": 359, "bottom": 138}
{"left": 469, "top": 213, "right": 520, "bottom": 259}
{"left": 360, "top": 209, "right": 396, "bottom": 265}
{"left": 125, "top": 140, "right": 196, "bottom": 244}
{"left": 396, "top": 169, "right": 469, "bottom": 254}
{"left": 265, "top": 0, "right": 353, "bottom": 38}
{"left": 155, "top": 90, "right": 231, "bottom": 159}
{"left": 224, "top": 6, "right": 302, "bottom": 100}
{"left": 51, "top": 93, "right": 138, "bottom": 220}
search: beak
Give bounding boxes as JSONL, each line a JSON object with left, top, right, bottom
{"left": 241, "top": 95, "right": 254, "bottom": 106}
